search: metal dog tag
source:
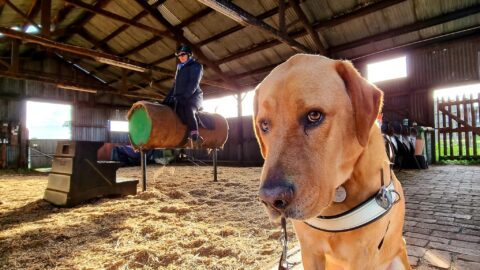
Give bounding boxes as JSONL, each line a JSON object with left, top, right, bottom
{"left": 334, "top": 186, "right": 347, "bottom": 203}
{"left": 375, "top": 186, "right": 393, "bottom": 210}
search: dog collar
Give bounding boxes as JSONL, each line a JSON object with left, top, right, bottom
{"left": 304, "top": 180, "right": 399, "bottom": 232}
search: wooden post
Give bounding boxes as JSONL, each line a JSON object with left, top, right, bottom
{"left": 213, "top": 148, "right": 218, "bottom": 182}
{"left": 10, "top": 39, "right": 20, "bottom": 72}
{"left": 141, "top": 148, "right": 147, "bottom": 191}
{"left": 237, "top": 93, "right": 244, "bottom": 164}
{"left": 41, "top": 0, "right": 51, "bottom": 37}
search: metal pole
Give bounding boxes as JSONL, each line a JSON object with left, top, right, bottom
{"left": 213, "top": 148, "right": 218, "bottom": 182}
{"left": 141, "top": 148, "right": 147, "bottom": 191}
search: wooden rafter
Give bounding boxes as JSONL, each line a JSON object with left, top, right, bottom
{"left": 278, "top": 0, "right": 286, "bottom": 33}
{"left": 214, "top": 24, "right": 480, "bottom": 92}
{"left": 10, "top": 39, "right": 20, "bottom": 72}
{"left": 0, "top": 27, "right": 173, "bottom": 74}
{"left": 21, "top": 0, "right": 41, "bottom": 31}
{"left": 52, "top": 3, "right": 74, "bottom": 26}
{"left": 4, "top": 0, "right": 41, "bottom": 31}
{"left": 196, "top": 0, "right": 312, "bottom": 53}
{"left": 99, "top": 2, "right": 294, "bottom": 78}
{"left": 0, "top": 70, "right": 163, "bottom": 100}
{"left": 41, "top": 0, "right": 51, "bottom": 37}
{"left": 214, "top": 0, "right": 407, "bottom": 65}
{"left": 0, "top": 1, "right": 5, "bottom": 15}
{"left": 95, "top": 7, "right": 212, "bottom": 72}
{"left": 135, "top": 0, "right": 242, "bottom": 91}
{"left": 75, "top": 27, "right": 235, "bottom": 93}
{"left": 0, "top": 59, "right": 9, "bottom": 69}
{"left": 64, "top": 0, "right": 173, "bottom": 39}
{"left": 186, "top": 4, "right": 290, "bottom": 47}
{"left": 349, "top": 25, "right": 480, "bottom": 60}
{"left": 288, "top": 0, "right": 325, "bottom": 54}
{"left": 75, "top": 28, "right": 169, "bottom": 94}
{"left": 91, "top": 0, "right": 165, "bottom": 50}
{"left": 329, "top": 4, "right": 480, "bottom": 54}
{"left": 54, "top": 0, "right": 110, "bottom": 41}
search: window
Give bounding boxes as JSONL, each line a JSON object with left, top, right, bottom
{"left": 110, "top": 121, "right": 129, "bottom": 132}
{"left": 202, "top": 90, "right": 255, "bottom": 118}
{"left": 367, "top": 56, "right": 407, "bottom": 83}
{"left": 27, "top": 101, "right": 72, "bottom": 139}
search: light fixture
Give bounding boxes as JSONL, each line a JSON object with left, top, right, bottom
{"left": 57, "top": 83, "right": 97, "bottom": 93}
{"left": 95, "top": 57, "right": 147, "bottom": 73}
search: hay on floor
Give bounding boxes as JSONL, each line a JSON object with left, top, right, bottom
{"left": 0, "top": 165, "right": 297, "bottom": 269}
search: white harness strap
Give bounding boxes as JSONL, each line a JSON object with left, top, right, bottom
{"left": 304, "top": 181, "right": 398, "bottom": 232}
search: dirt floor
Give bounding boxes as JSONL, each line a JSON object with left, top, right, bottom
{"left": 0, "top": 165, "right": 297, "bottom": 270}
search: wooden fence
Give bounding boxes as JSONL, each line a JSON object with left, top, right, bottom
{"left": 435, "top": 93, "right": 480, "bottom": 160}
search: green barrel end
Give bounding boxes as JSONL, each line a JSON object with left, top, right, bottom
{"left": 128, "top": 107, "right": 152, "bottom": 147}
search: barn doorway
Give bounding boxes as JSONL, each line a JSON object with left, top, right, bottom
{"left": 26, "top": 101, "right": 72, "bottom": 168}
{"left": 434, "top": 84, "right": 480, "bottom": 161}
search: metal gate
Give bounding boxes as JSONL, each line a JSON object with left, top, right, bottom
{"left": 28, "top": 139, "right": 57, "bottom": 168}
{"left": 435, "top": 93, "right": 480, "bottom": 160}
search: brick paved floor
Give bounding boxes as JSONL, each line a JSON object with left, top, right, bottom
{"left": 399, "top": 165, "right": 480, "bottom": 270}
{"left": 274, "top": 165, "right": 480, "bottom": 270}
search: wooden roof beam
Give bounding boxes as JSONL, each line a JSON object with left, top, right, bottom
{"left": 330, "top": 4, "right": 480, "bottom": 54}
{"left": 215, "top": 0, "right": 406, "bottom": 65}
{"left": 103, "top": 1, "right": 302, "bottom": 89}
{"left": 41, "top": 0, "right": 51, "bottom": 37}
{"left": 21, "top": 0, "right": 41, "bottom": 31}
{"left": 76, "top": 27, "right": 232, "bottom": 93}
{"left": 349, "top": 25, "right": 480, "bottom": 61}
{"left": 93, "top": 7, "right": 211, "bottom": 72}
{"left": 64, "top": 0, "right": 173, "bottom": 39}
{"left": 0, "top": 1, "right": 5, "bottom": 15}
{"left": 196, "top": 0, "right": 312, "bottom": 53}
{"left": 73, "top": 28, "right": 170, "bottom": 93}
{"left": 225, "top": 21, "right": 480, "bottom": 86}
{"left": 91, "top": 0, "right": 166, "bottom": 50}
{"left": 288, "top": 0, "right": 325, "bottom": 54}
{"left": 52, "top": 3, "right": 74, "bottom": 26}
{"left": 135, "top": 0, "right": 242, "bottom": 92}
{"left": 54, "top": 0, "right": 110, "bottom": 42}
{"left": 4, "top": 0, "right": 42, "bottom": 31}
{"left": 0, "top": 69, "right": 112, "bottom": 93}
{"left": 0, "top": 27, "right": 173, "bottom": 74}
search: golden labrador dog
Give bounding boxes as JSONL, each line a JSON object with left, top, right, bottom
{"left": 254, "top": 55, "right": 411, "bottom": 270}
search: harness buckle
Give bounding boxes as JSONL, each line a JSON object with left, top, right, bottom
{"left": 375, "top": 186, "right": 394, "bottom": 210}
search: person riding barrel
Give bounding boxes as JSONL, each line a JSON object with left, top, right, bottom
{"left": 163, "top": 44, "right": 204, "bottom": 149}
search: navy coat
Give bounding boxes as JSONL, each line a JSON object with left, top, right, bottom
{"left": 164, "top": 58, "right": 203, "bottom": 110}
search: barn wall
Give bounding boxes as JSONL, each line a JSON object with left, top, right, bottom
{"left": 0, "top": 56, "right": 134, "bottom": 168}
{"left": 2, "top": 38, "right": 479, "bottom": 166}
{"left": 354, "top": 35, "right": 480, "bottom": 127}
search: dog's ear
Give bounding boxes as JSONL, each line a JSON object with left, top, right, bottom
{"left": 336, "top": 60, "right": 384, "bottom": 147}
{"left": 253, "top": 89, "right": 267, "bottom": 158}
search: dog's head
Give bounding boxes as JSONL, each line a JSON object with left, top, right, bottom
{"left": 253, "top": 54, "right": 383, "bottom": 221}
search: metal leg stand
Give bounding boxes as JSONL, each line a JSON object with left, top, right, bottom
{"left": 213, "top": 148, "right": 218, "bottom": 182}
{"left": 141, "top": 148, "right": 147, "bottom": 191}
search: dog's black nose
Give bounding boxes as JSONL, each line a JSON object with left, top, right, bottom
{"left": 259, "top": 182, "right": 294, "bottom": 212}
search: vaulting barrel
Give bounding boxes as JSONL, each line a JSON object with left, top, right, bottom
{"left": 127, "top": 101, "right": 229, "bottom": 150}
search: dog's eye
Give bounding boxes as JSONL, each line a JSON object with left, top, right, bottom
{"left": 307, "top": 111, "right": 322, "bottom": 123}
{"left": 302, "top": 111, "right": 324, "bottom": 134}
{"left": 260, "top": 120, "right": 270, "bottom": 133}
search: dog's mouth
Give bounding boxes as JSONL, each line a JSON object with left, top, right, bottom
{"left": 262, "top": 203, "right": 308, "bottom": 222}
